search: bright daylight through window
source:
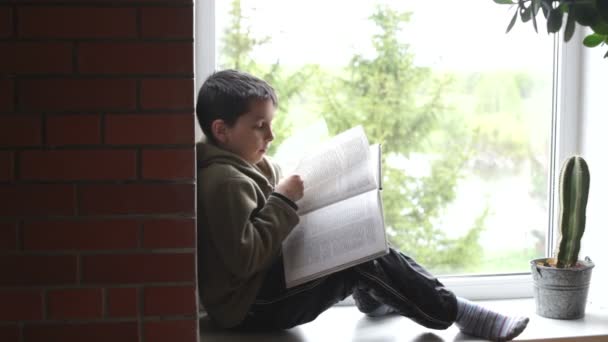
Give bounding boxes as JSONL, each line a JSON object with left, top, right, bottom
{"left": 211, "top": 0, "right": 555, "bottom": 278}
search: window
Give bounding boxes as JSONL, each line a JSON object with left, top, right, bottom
{"left": 196, "top": 0, "right": 581, "bottom": 299}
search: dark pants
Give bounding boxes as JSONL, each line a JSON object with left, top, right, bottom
{"left": 231, "top": 247, "right": 458, "bottom": 331}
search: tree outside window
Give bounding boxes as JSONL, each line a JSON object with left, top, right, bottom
{"left": 216, "top": 0, "right": 552, "bottom": 276}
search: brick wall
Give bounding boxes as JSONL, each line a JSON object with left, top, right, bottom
{"left": 0, "top": 1, "right": 198, "bottom": 341}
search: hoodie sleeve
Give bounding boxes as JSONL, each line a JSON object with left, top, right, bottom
{"left": 204, "top": 176, "right": 299, "bottom": 278}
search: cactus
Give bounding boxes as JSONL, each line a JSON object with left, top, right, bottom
{"left": 555, "top": 156, "right": 590, "bottom": 268}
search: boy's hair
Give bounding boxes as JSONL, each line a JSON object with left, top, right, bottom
{"left": 196, "top": 69, "right": 278, "bottom": 143}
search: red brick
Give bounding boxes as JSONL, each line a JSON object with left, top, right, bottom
{"left": 0, "top": 7, "right": 12, "bottom": 38}
{"left": 142, "top": 7, "right": 193, "bottom": 38}
{"left": 0, "top": 221, "right": 17, "bottom": 250}
{"left": 0, "top": 290, "right": 43, "bottom": 321}
{"left": 0, "top": 184, "right": 75, "bottom": 216}
{"left": 47, "top": 288, "right": 103, "bottom": 319}
{"left": 0, "top": 116, "right": 42, "bottom": 147}
{"left": 142, "top": 219, "right": 195, "bottom": 249}
{"left": 79, "top": 183, "right": 194, "bottom": 216}
{"left": 0, "top": 151, "right": 13, "bottom": 181}
{"left": 0, "top": 255, "right": 77, "bottom": 286}
{"left": 142, "top": 148, "right": 194, "bottom": 180}
{"left": 79, "top": 42, "right": 192, "bottom": 74}
{"left": 0, "top": 42, "right": 72, "bottom": 74}
{"left": 0, "top": 325, "right": 19, "bottom": 342}
{"left": 24, "top": 322, "right": 138, "bottom": 342}
{"left": 0, "top": 79, "right": 13, "bottom": 112}
{"left": 140, "top": 79, "right": 194, "bottom": 110}
{"left": 20, "top": 150, "right": 137, "bottom": 181}
{"left": 47, "top": 114, "right": 101, "bottom": 145}
{"left": 144, "top": 286, "right": 196, "bottom": 316}
{"left": 144, "top": 319, "right": 197, "bottom": 342}
{"left": 105, "top": 114, "right": 194, "bottom": 145}
{"left": 107, "top": 287, "right": 138, "bottom": 318}
{"left": 18, "top": 7, "right": 136, "bottom": 39}
{"left": 19, "top": 79, "right": 136, "bottom": 112}
{"left": 23, "top": 219, "right": 139, "bottom": 251}
{"left": 82, "top": 253, "right": 195, "bottom": 284}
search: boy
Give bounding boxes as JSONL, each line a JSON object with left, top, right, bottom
{"left": 196, "top": 69, "right": 529, "bottom": 341}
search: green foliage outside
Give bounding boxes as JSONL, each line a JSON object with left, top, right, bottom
{"left": 218, "top": 0, "right": 549, "bottom": 275}
{"left": 312, "top": 6, "right": 486, "bottom": 273}
{"left": 219, "top": 0, "right": 318, "bottom": 155}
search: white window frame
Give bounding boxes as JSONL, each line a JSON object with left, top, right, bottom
{"left": 194, "top": 0, "right": 215, "bottom": 143}
{"left": 194, "top": 0, "right": 583, "bottom": 300}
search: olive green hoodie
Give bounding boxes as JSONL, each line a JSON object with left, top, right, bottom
{"left": 197, "top": 141, "right": 300, "bottom": 328}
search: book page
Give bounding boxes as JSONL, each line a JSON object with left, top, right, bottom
{"left": 370, "top": 143, "right": 381, "bottom": 190}
{"left": 282, "top": 189, "right": 388, "bottom": 288}
{"left": 294, "top": 126, "right": 377, "bottom": 214}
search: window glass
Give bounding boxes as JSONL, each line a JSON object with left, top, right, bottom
{"left": 216, "top": 0, "right": 553, "bottom": 276}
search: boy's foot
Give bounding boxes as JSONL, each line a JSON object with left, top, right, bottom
{"left": 353, "top": 289, "right": 395, "bottom": 317}
{"left": 455, "top": 297, "right": 529, "bottom": 342}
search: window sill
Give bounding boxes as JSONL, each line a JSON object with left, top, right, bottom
{"left": 200, "top": 298, "right": 608, "bottom": 341}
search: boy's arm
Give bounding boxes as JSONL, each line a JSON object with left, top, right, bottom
{"left": 204, "top": 177, "right": 299, "bottom": 278}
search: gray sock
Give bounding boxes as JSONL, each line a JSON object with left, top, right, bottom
{"left": 455, "top": 297, "right": 529, "bottom": 341}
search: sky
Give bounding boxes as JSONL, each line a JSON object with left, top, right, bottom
{"left": 216, "top": 0, "right": 555, "bottom": 71}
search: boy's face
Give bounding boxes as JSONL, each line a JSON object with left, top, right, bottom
{"left": 215, "top": 99, "right": 275, "bottom": 164}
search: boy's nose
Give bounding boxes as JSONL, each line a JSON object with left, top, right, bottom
{"left": 266, "top": 127, "right": 274, "bottom": 141}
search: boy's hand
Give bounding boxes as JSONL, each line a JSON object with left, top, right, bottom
{"left": 276, "top": 175, "right": 304, "bottom": 202}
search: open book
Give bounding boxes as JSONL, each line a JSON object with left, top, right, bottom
{"left": 281, "top": 126, "right": 388, "bottom": 288}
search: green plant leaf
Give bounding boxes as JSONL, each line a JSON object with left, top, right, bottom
{"left": 493, "top": 0, "right": 515, "bottom": 4}
{"left": 592, "top": 20, "right": 608, "bottom": 35}
{"left": 521, "top": 5, "right": 532, "bottom": 23}
{"left": 572, "top": 3, "right": 599, "bottom": 26}
{"left": 540, "top": 0, "right": 552, "bottom": 18}
{"left": 583, "top": 33, "right": 605, "bottom": 47}
{"left": 532, "top": 0, "right": 540, "bottom": 32}
{"left": 547, "top": 7, "right": 564, "bottom": 33}
{"left": 598, "top": 0, "right": 608, "bottom": 22}
{"left": 507, "top": 9, "right": 518, "bottom": 33}
{"left": 564, "top": 6, "right": 576, "bottom": 42}
{"left": 532, "top": 0, "right": 541, "bottom": 16}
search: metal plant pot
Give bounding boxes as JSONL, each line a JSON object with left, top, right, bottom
{"left": 530, "top": 257, "right": 594, "bottom": 320}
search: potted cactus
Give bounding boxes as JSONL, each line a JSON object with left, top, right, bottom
{"left": 530, "top": 155, "right": 594, "bottom": 319}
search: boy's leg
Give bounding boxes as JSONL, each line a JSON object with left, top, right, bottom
{"left": 354, "top": 248, "right": 529, "bottom": 341}
{"left": 231, "top": 256, "right": 359, "bottom": 331}
{"left": 234, "top": 248, "right": 528, "bottom": 340}
{"left": 234, "top": 247, "right": 458, "bottom": 331}
{"left": 352, "top": 247, "right": 458, "bottom": 329}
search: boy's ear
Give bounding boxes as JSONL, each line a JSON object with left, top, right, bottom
{"left": 211, "top": 119, "right": 229, "bottom": 144}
